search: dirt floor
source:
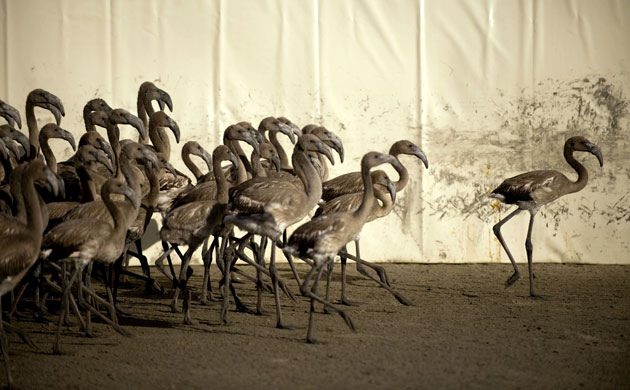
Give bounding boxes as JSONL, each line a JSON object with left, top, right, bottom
{"left": 4, "top": 262, "right": 630, "bottom": 389}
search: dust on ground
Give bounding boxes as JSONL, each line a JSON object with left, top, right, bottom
{"left": 6, "top": 263, "right": 630, "bottom": 389}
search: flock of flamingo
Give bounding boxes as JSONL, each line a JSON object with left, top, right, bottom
{"left": 0, "top": 82, "right": 602, "bottom": 388}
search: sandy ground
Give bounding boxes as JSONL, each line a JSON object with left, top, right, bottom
{"left": 4, "top": 262, "right": 630, "bottom": 390}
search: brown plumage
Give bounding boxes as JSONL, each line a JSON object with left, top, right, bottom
{"left": 223, "top": 133, "right": 333, "bottom": 328}
{"left": 314, "top": 170, "right": 395, "bottom": 221}
{"left": 38, "top": 123, "right": 77, "bottom": 173}
{"left": 284, "top": 152, "right": 403, "bottom": 342}
{"left": 167, "top": 124, "right": 260, "bottom": 209}
{"left": 489, "top": 136, "right": 603, "bottom": 297}
{"left": 322, "top": 139, "right": 428, "bottom": 201}
{"left": 257, "top": 116, "right": 296, "bottom": 170}
{"left": 0, "top": 99, "right": 22, "bottom": 129}
{"left": 181, "top": 141, "right": 213, "bottom": 183}
{"left": 47, "top": 145, "right": 115, "bottom": 226}
{"left": 0, "top": 160, "right": 59, "bottom": 388}
{"left": 136, "top": 82, "right": 173, "bottom": 144}
{"left": 25, "top": 89, "right": 65, "bottom": 159}
{"left": 42, "top": 178, "right": 138, "bottom": 353}
{"left": 158, "top": 145, "right": 238, "bottom": 324}
{"left": 63, "top": 142, "right": 158, "bottom": 227}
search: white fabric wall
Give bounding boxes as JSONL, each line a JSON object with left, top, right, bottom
{"left": 1, "top": 0, "right": 628, "bottom": 264}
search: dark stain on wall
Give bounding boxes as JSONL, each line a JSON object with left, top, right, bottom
{"left": 426, "top": 74, "right": 629, "bottom": 227}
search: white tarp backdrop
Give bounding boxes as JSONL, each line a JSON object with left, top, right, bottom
{"left": 1, "top": 0, "right": 628, "bottom": 264}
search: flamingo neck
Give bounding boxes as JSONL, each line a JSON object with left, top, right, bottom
{"left": 182, "top": 150, "right": 203, "bottom": 181}
{"left": 213, "top": 157, "right": 230, "bottom": 204}
{"left": 372, "top": 187, "right": 393, "bottom": 219}
{"left": 149, "top": 124, "right": 170, "bottom": 161}
{"left": 564, "top": 147, "right": 589, "bottom": 194}
{"left": 106, "top": 122, "right": 121, "bottom": 178}
{"left": 388, "top": 149, "right": 409, "bottom": 192}
{"left": 25, "top": 100, "right": 40, "bottom": 158}
{"left": 269, "top": 131, "right": 290, "bottom": 170}
{"left": 22, "top": 168, "right": 44, "bottom": 237}
{"left": 354, "top": 165, "right": 375, "bottom": 222}
{"left": 293, "top": 151, "right": 322, "bottom": 206}
{"left": 103, "top": 188, "right": 126, "bottom": 234}
{"left": 39, "top": 136, "right": 57, "bottom": 173}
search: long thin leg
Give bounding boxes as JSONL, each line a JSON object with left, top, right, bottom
{"left": 255, "top": 236, "right": 267, "bottom": 315}
{"left": 306, "top": 262, "right": 327, "bottom": 343}
{"left": 178, "top": 246, "right": 197, "bottom": 325}
{"left": 323, "top": 258, "right": 334, "bottom": 314}
{"left": 298, "top": 257, "right": 355, "bottom": 336}
{"left": 53, "top": 262, "right": 82, "bottom": 355}
{"left": 269, "top": 241, "right": 294, "bottom": 329}
{"left": 492, "top": 207, "right": 523, "bottom": 287}
{"left": 526, "top": 211, "right": 538, "bottom": 297}
{"left": 353, "top": 239, "right": 412, "bottom": 306}
{"left": 339, "top": 245, "right": 358, "bottom": 306}
{"left": 0, "top": 299, "right": 13, "bottom": 388}
{"left": 200, "top": 236, "right": 218, "bottom": 305}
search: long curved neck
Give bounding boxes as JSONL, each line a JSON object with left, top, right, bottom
{"left": 76, "top": 164, "right": 98, "bottom": 202}
{"left": 292, "top": 150, "right": 323, "bottom": 206}
{"left": 269, "top": 131, "right": 290, "bottom": 170}
{"left": 226, "top": 139, "right": 248, "bottom": 183}
{"left": 213, "top": 157, "right": 230, "bottom": 204}
{"left": 83, "top": 108, "right": 95, "bottom": 133}
{"left": 371, "top": 187, "right": 393, "bottom": 219}
{"left": 353, "top": 165, "right": 375, "bottom": 222}
{"left": 119, "top": 155, "right": 141, "bottom": 197}
{"left": 25, "top": 99, "right": 40, "bottom": 158}
{"left": 389, "top": 149, "right": 408, "bottom": 192}
{"left": 107, "top": 122, "right": 121, "bottom": 177}
{"left": 149, "top": 124, "right": 170, "bottom": 161}
{"left": 250, "top": 152, "right": 266, "bottom": 178}
{"left": 144, "top": 168, "right": 160, "bottom": 207}
{"left": 39, "top": 136, "right": 57, "bottom": 173}
{"left": 103, "top": 189, "right": 126, "bottom": 235}
{"left": 231, "top": 139, "right": 252, "bottom": 175}
{"left": 137, "top": 96, "right": 150, "bottom": 144}
{"left": 10, "top": 168, "right": 26, "bottom": 220}
{"left": 182, "top": 150, "right": 203, "bottom": 180}
{"left": 21, "top": 169, "right": 44, "bottom": 237}
{"left": 564, "top": 147, "right": 589, "bottom": 194}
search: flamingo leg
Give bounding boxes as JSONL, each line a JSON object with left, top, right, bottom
{"left": 269, "top": 241, "right": 295, "bottom": 329}
{"left": 0, "top": 299, "right": 13, "bottom": 389}
{"left": 299, "top": 257, "right": 356, "bottom": 343}
{"left": 492, "top": 207, "right": 523, "bottom": 288}
{"left": 526, "top": 211, "right": 538, "bottom": 297}
{"left": 339, "top": 245, "right": 358, "bottom": 306}
{"left": 353, "top": 239, "right": 412, "bottom": 306}
{"left": 178, "top": 247, "right": 196, "bottom": 325}
{"left": 200, "top": 236, "right": 218, "bottom": 305}
{"left": 255, "top": 236, "right": 267, "bottom": 315}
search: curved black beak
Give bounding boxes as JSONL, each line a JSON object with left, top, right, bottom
{"left": 385, "top": 175, "right": 396, "bottom": 203}
{"left": 114, "top": 110, "right": 146, "bottom": 141}
{"left": 91, "top": 148, "right": 115, "bottom": 174}
{"left": 0, "top": 101, "right": 22, "bottom": 129}
{"left": 585, "top": 142, "right": 604, "bottom": 167}
{"left": 168, "top": 116, "right": 181, "bottom": 143}
{"left": 59, "top": 127, "right": 77, "bottom": 151}
{"left": 277, "top": 122, "right": 297, "bottom": 144}
{"left": 159, "top": 89, "right": 173, "bottom": 112}
{"left": 120, "top": 183, "right": 140, "bottom": 210}
{"left": 96, "top": 138, "right": 115, "bottom": 168}
{"left": 316, "top": 141, "right": 334, "bottom": 165}
{"left": 413, "top": 147, "right": 429, "bottom": 169}
{"left": 161, "top": 159, "right": 178, "bottom": 177}
{"left": 326, "top": 136, "right": 344, "bottom": 163}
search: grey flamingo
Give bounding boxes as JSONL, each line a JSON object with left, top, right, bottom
{"left": 489, "top": 136, "right": 603, "bottom": 297}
